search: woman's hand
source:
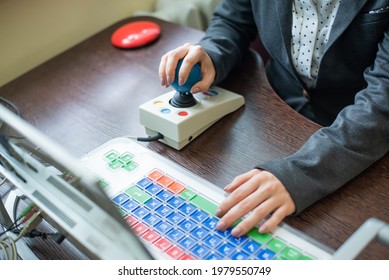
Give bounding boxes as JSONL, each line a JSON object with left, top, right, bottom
{"left": 159, "top": 43, "right": 216, "bottom": 93}
{"left": 215, "top": 169, "right": 296, "bottom": 237}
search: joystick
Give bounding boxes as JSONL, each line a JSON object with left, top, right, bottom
{"left": 139, "top": 61, "right": 245, "bottom": 150}
{"left": 169, "top": 59, "right": 201, "bottom": 108}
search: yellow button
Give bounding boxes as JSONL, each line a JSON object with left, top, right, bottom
{"left": 153, "top": 101, "right": 164, "bottom": 106}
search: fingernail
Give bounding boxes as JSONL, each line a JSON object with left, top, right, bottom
{"left": 215, "top": 208, "right": 222, "bottom": 217}
{"left": 223, "top": 184, "right": 230, "bottom": 191}
{"left": 166, "top": 75, "right": 172, "bottom": 84}
{"left": 178, "top": 77, "right": 184, "bottom": 86}
{"left": 160, "top": 77, "right": 166, "bottom": 86}
{"left": 232, "top": 227, "right": 241, "bottom": 237}
{"left": 191, "top": 87, "right": 200, "bottom": 94}
{"left": 216, "top": 220, "right": 225, "bottom": 231}
{"left": 259, "top": 224, "right": 267, "bottom": 233}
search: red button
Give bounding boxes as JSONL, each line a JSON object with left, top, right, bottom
{"left": 111, "top": 21, "right": 161, "bottom": 49}
{"left": 178, "top": 111, "right": 188, "bottom": 116}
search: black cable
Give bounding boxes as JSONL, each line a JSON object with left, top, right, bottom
{"left": 0, "top": 97, "right": 20, "bottom": 116}
{"left": 136, "top": 132, "right": 164, "bottom": 142}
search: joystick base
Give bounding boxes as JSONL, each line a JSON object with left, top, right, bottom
{"left": 139, "top": 86, "right": 245, "bottom": 150}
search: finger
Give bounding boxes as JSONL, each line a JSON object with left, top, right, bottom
{"left": 216, "top": 187, "right": 270, "bottom": 233}
{"left": 178, "top": 49, "right": 202, "bottom": 86}
{"left": 224, "top": 169, "right": 262, "bottom": 193}
{"left": 259, "top": 205, "right": 292, "bottom": 233}
{"left": 159, "top": 55, "right": 168, "bottom": 86}
{"left": 190, "top": 64, "right": 215, "bottom": 93}
{"left": 164, "top": 44, "right": 192, "bottom": 85}
{"left": 230, "top": 197, "right": 276, "bottom": 237}
{"left": 216, "top": 176, "right": 262, "bottom": 220}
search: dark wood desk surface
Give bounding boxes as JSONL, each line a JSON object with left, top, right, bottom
{"left": 0, "top": 16, "right": 388, "bottom": 259}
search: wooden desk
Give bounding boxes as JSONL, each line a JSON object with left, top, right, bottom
{"left": 0, "top": 16, "right": 388, "bottom": 259}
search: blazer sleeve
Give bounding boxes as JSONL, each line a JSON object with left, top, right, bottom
{"left": 258, "top": 25, "right": 389, "bottom": 214}
{"left": 197, "top": 0, "right": 258, "bottom": 84}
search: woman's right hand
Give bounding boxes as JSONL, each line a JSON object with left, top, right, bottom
{"left": 159, "top": 43, "right": 216, "bottom": 93}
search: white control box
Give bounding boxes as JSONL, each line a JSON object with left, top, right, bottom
{"left": 139, "top": 86, "right": 245, "bottom": 150}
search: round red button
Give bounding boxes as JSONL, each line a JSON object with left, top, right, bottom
{"left": 111, "top": 21, "right": 161, "bottom": 49}
{"left": 178, "top": 111, "right": 188, "bottom": 116}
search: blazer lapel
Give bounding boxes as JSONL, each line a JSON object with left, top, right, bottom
{"left": 324, "top": 0, "right": 369, "bottom": 53}
{"left": 275, "top": 1, "right": 294, "bottom": 64}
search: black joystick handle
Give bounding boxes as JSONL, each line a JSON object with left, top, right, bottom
{"left": 169, "top": 59, "right": 202, "bottom": 108}
{"left": 170, "top": 92, "right": 197, "bottom": 108}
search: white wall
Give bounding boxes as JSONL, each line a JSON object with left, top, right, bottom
{"left": 0, "top": 0, "right": 156, "bottom": 87}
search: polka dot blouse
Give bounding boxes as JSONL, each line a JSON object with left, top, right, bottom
{"left": 291, "top": 0, "right": 341, "bottom": 88}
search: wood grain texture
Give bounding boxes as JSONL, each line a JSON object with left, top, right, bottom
{"left": 0, "top": 16, "right": 388, "bottom": 259}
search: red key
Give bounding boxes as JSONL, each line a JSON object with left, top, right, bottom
{"left": 132, "top": 223, "right": 148, "bottom": 235}
{"left": 154, "top": 238, "right": 172, "bottom": 251}
{"left": 142, "top": 230, "right": 159, "bottom": 243}
{"left": 157, "top": 176, "right": 174, "bottom": 187}
{"left": 166, "top": 246, "right": 184, "bottom": 259}
{"left": 148, "top": 169, "right": 164, "bottom": 181}
{"left": 168, "top": 182, "right": 186, "bottom": 194}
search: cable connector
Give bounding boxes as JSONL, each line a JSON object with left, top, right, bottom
{"left": 15, "top": 211, "right": 42, "bottom": 242}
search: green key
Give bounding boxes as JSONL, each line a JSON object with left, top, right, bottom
{"left": 98, "top": 179, "right": 109, "bottom": 190}
{"left": 247, "top": 228, "right": 272, "bottom": 244}
{"left": 119, "top": 152, "right": 134, "bottom": 164}
{"left": 105, "top": 150, "right": 120, "bottom": 161}
{"left": 190, "top": 195, "right": 218, "bottom": 215}
{"left": 281, "top": 247, "right": 302, "bottom": 260}
{"left": 180, "top": 189, "right": 197, "bottom": 201}
{"left": 124, "top": 186, "right": 151, "bottom": 204}
{"left": 122, "top": 162, "right": 138, "bottom": 172}
{"left": 117, "top": 207, "right": 127, "bottom": 217}
{"left": 108, "top": 160, "right": 123, "bottom": 170}
{"left": 299, "top": 255, "right": 314, "bottom": 260}
{"left": 267, "top": 238, "right": 287, "bottom": 253}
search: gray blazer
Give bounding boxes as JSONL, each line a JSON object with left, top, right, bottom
{"left": 198, "top": 0, "right": 389, "bottom": 214}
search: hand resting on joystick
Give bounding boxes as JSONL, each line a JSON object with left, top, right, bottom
{"left": 169, "top": 60, "right": 202, "bottom": 108}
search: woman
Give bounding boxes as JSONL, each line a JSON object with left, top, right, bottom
{"left": 159, "top": 0, "right": 389, "bottom": 237}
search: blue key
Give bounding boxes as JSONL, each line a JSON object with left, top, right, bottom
{"left": 179, "top": 203, "right": 197, "bottom": 215}
{"left": 242, "top": 240, "right": 261, "bottom": 254}
{"left": 157, "top": 190, "right": 173, "bottom": 202}
{"left": 155, "top": 205, "right": 173, "bottom": 217}
{"left": 216, "top": 242, "right": 235, "bottom": 256}
{"left": 167, "top": 196, "right": 185, "bottom": 208}
{"left": 145, "top": 183, "right": 163, "bottom": 195}
{"left": 227, "top": 235, "right": 248, "bottom": 246}
{"left": 231, "top": 250, "right": 250, "bottom": 260}
{"left": 203, "top": 217, "right": 219, "bottom": 230}
{"left": 179, "top": 219, "right": 197, "bottom": 232}
{"left": 191, "top": 209, "right": 209, "bottom": 223}
{"left": 154, "top": 220, "right": 173, "bottom": 234}
{"left": 205, "top": 252, "right": 224, "bottom": 260}
{"left": 142, "top": 214, "right": 161, "bottom": 226}
{"left": 121, "top": 200, "right": 139, "bottom": 212}
{"left": 203, "top": 234, "right": 223, "bottom": 248}
{"left": 191, "top": 244, "right": 211, "bottom": 259}
{"left": 167, "top": 212, "right": 185, "bottom": 224}
{"left": 190, "top": 226, "right": 209, "bottom": 239}
{"left": 215, "top": 228, "right": 233, "bottom": 238}
{"left": 136, "top": 178, "right": 152, "bottom": 188}
{"left": 144, "top": 198, "right": 162, "bottom": 210}
{"left": 257, "top": 248, "right": 276, "bottom": 260}
{"left": 112, "top": 193, "right": 129, "bottom": 205}
{"left": 132, "top": 206, "right": 150, "bottom": 219}
{"left": 179, "top": 236, "right": 197, "bottom": 249}
{"left": 166, "top": 228, "right": 185, "bottom": 242}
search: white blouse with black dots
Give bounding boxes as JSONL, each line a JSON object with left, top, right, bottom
{"left": 291, "top": 0, "right": 341, "bottom": 88}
